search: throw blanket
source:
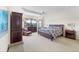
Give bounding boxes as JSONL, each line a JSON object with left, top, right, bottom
{"left": 38, "top": 27, "right": 63, "bottom": 39}
{"left": 48, "top": 27, "right": 62, "bottom": 39}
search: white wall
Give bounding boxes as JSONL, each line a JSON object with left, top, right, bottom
{"left": 39, "top": 6, "right": 79, "bottom": 26}
{"left": 0, "top": 7, "right": 9, "bottom": 52}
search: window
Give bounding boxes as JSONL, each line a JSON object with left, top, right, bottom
{"left": 24, "top": 18, "right": 37, "bottom": 28}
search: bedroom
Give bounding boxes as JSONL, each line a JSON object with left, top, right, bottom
{"left": 0, "top": 6, "right": 79, "bottom": 52}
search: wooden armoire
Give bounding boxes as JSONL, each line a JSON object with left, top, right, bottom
{"left": 10, "top": 12, "right": 22, "bottom": 43}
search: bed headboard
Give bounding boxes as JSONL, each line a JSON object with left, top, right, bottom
{"left": 49, "top": 24, "right": 64, "bottom": 35}
{"left": 49, "top": 24, "right": 64, "bottom": 28}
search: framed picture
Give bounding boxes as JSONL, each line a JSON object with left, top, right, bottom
{"left": 0, "top": 10, "right": 8, "bottom": 37}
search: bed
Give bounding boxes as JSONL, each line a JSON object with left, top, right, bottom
{"left": 38, "top": 25, "right": 64, "bottom": 41}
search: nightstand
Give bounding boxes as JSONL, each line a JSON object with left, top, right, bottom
{"left": 65, "top": 30, "right": 76, "bottom": 40}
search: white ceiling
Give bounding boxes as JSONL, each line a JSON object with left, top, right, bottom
{"left": 24, "top": 6, "right": 79, "bottom": 20}
{"left": 9, "top": 6, "right": 79, "bottom": 23}
{"left": 9, "top": 6, "right": 79, "bottom": 18}
{"left": 21, "top": 6, "right": 79, "bottom": 24}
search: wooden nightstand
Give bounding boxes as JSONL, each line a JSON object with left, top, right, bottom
{"left": 65, "top": 30, "right": 76, "bottom": 40}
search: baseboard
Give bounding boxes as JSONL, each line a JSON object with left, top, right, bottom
{"left": 9, "top": 41, "right": 23, "bottom": 47}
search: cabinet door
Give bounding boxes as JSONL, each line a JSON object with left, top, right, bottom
{"left": 10, "top": 12, "right": 22, "bottom": 43}
{"left": 11, "top": 12, "right": 22, "bottom": 30}
{"left": 11, "top": 31, "right": 22, "bottom": 43}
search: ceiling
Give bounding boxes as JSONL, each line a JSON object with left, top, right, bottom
{"left": 23, "top": 6, "right": 79, "bottom": 20}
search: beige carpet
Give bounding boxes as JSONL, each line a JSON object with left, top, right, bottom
{"left": 9, "top": 33, "right": 79, "bottom": 52}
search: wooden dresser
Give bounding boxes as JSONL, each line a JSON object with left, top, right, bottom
{"left": 28, "top": 27, "right": 37, "bottom": 32}
{"left": 65, "top": 30, "right": 76, "bottom": 40}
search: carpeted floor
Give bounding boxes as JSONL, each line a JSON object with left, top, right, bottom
{"left": 9, "top": 33, "right": 79, "bottom": 52}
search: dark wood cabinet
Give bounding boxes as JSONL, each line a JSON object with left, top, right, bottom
{"left": 10, "top": 12, "right": 22, "bottom": 43}
{"left": 28, "top": 27, "right": 37, "bottom": 32}
{"left": 65, "top": 30, "right": 76, "bottom": 40}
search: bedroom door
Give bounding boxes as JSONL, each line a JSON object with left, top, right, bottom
{"left": 10, "top": 12, "right": 22, "bottom": 43}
